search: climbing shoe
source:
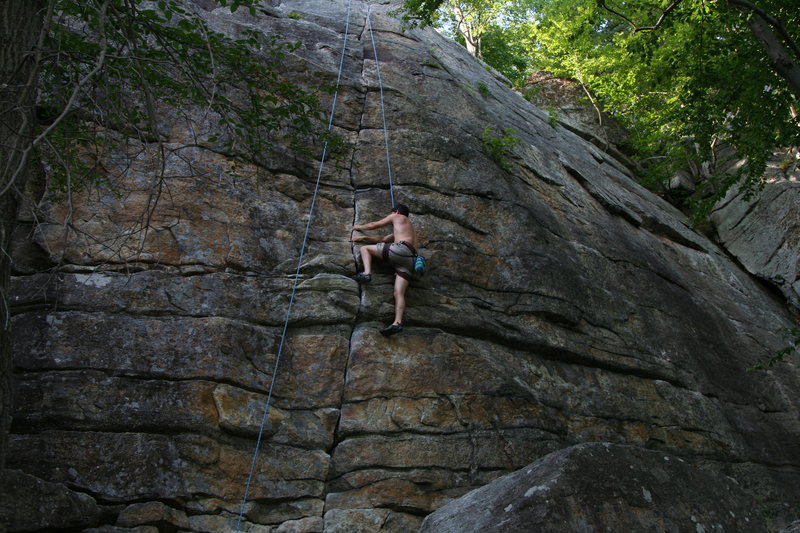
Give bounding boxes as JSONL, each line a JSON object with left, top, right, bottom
{"left": 352, "top": 273, "right": 371, "bottom": 283}
{"left": 380, "top": 323, "right": 403, "bottom": 336}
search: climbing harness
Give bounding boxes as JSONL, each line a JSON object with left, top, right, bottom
{"left": 234, "top": 0, "right": 354, "bottom": 530}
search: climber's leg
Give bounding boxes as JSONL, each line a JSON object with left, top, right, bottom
{"left": 380, "top": 273, "right": 409, "bottom": 336}
{"left": 353, "top": 244, "right": 381, "bottom": 282}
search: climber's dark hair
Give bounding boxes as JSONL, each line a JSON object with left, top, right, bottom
{"left": 393, "top": 204, "right": 410, "bottom": 217}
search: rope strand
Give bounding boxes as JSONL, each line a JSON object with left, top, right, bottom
{"left": 234, "top": 0, "right": 354, "bottom": 529}
{"left": 366, "top": 5, "right": 395, "bottom": 208}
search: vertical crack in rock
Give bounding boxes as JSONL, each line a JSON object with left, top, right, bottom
{"left": 326, "top": 14, "right": 372, "bottom": 523}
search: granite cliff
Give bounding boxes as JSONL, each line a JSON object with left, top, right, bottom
{"left": 4, "top": 1, "right": 800, "bottom": 532}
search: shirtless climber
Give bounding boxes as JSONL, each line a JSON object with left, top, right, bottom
{"left": 350, "top": 203, "right": 417, "bottom": 336}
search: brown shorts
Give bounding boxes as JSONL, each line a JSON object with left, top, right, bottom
{"left": 375, "top": 241, "right": 416, "bottom": 280}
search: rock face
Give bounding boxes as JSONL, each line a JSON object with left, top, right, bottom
{"left": 5, "top": 1, "right": 800, "bottom": 532}
{"left": 523, "top": 71, "right": 630, "bottom": 153}
{"left": 711, "top": 170, "right": 800, "bottom": 310}
{"left": 420, "top": 442, "right": 768, "bottom": 533}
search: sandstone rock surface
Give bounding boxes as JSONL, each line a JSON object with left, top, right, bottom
{"left": 0, "top": 469, "right": 102, "bottom": 531}
{"left": 420, "top": 442, "right": 768, "bottom": 533}
{"left": 5, "top": 0, "right": 800, "bottom": 532}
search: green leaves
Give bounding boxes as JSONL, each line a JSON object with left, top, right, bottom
{"left": 402, "top": 0, "right": 800, "bottom": 220}
{"left": 510, "top": 0, "right": 800, "bottom": 219}
{"left": 217, "top": 0, "right": 258, "bottom": 16}
{"left": 752, "top": 327, "right": 800, "bottom": 369}
{"left": 482, "top": 125, "right": 520, "bottom": 169}
{"left": 39, "top": 0, "right": 325, "bottom": 181}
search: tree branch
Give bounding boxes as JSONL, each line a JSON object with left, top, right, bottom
{"left": 596, "top": 0, "right": 800, "bottom": 98}
{"left": 726, "top": 0, "right": 800, "bottom": 60}
{"left": 597, "top": 0, "right": 684, "bottom": 32}
{"left": 726, "top": 0, "right": 800, "bottom": 96}
{"left": 1, "top": 0, "right": 110, "bottom": 199}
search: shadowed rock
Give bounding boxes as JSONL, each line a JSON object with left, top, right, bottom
{"left": 420, "top": 443, "right": 768, "bottom": 533}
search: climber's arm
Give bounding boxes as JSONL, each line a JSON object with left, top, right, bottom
{"left": 351, "top": 232, "right": 394, "bottom": 244}
{"left": 351, "top": 234, "right": 386, "bottom": 243}
{"left": 353, "top": 214, "right": 394, "bottom": 232}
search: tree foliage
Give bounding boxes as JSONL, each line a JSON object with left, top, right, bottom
{"left": 479, "top": 23, "right": 532, "bottom": 86}
{"left": 400, "top": 0, "right": 800, "bottom": 219}
{"left": 530, "top": 0, "right": 800, "bottom": 216}
{"left": 35, "top": 0, "right": 324, "bottom": 193}
{"left": 400, "top": 0, "right": 514, "bottom": 58}
{"left": 5, "top": 0, "right": 334, "bottom": 276}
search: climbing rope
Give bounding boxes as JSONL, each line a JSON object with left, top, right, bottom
{"left": 234, "top": 0, "right": 354, "bottom": 529}
{"left": 366, "top": 5, "right": 396, "bottom": 208}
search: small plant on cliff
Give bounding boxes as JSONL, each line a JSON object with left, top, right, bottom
{"left": 546, "top": 105, "right": 559, "bottom": 128}
{"left": 482, "top": 125, "right": 520, "bottom": 170}
{"left": 523, "top": 86, "right": 541, "bottom": 101}
{"left": 752, "top": 327, "right": 800, "bottom": 370}
{"left": 423, "top": 48, "right": 442, "bottom": 68}
{"left": 461, "top": 83, "right": 478, "bottom": 97}
{"left": 777, "top": 156, "right": 795, "bottom": 176}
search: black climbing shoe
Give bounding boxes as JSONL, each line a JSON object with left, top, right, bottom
{"left": 352, "top": 273, "right": 371, "bottom": 283}
{"left": 380, "top": 323, "right": 403, "bottom": 336}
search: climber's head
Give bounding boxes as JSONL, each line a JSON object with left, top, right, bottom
{"left": 392, "top": 204, "right": 410, "bottom": 217}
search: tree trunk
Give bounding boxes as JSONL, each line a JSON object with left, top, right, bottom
{"left": 726, "top": 0, "right": 800, "bottom": 98}
{"left": 452, "top": 4, "right": 481, "bottom": 58}
{"left": 745, "top": 14, "right": 800, "bottom": 97}
{"left": 457, "top": 20, "right": 481, "bottom": 58}
{"left": 0, "top": 0, "right": 45, "bottom": 469}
